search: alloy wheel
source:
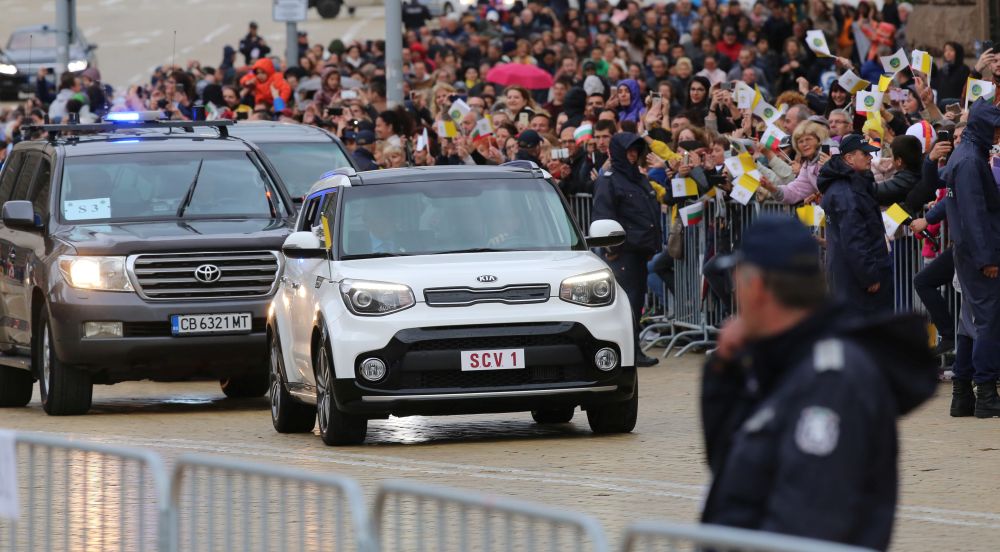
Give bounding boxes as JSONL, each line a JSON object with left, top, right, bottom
{"left": 316, "top": 346, "right": 331, "bottom": 435}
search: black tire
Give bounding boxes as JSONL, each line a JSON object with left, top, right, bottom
{"left": 36, "top": 309, "right": 92, "bottom": 415}
{"left": 531, "top": 407, "right": 575, "bottom": 424}
{"left": 220, "top": 367, "right": 269, "bottom": 398}
{"left": 0, "top": 365, "right": 33, "bottom": 407}
{"left": 315, "top": 0, "right": 342, "bottom": 19}
{"left": 269, "top": 331, "right": 316, "bottom": 433}
{"left": 315, "top": 338, "right": 366, "bottom": 445}
{"left": 586, "top": 380, "right": 638, "bottom": 434}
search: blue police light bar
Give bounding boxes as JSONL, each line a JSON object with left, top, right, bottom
{"left": 105, "top": 111, "right": 164, "bottom": 123}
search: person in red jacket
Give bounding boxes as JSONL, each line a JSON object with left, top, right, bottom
{"left": 239, "top": 58, "right": 291, "bottom": 109}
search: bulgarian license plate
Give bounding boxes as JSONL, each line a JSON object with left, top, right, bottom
{"left": 170, "top": 313, "right": 252, "bottom": 336}
{"left": 460, "top": 349, "right": 525, "bottom": 371}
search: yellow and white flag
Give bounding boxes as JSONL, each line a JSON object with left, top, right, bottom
{"left": 723, "top": 152, "right": 762, "bottom": 181}
{"left": 729, "top": 175, "right": 761, "bottom": 205}
{"left": 436, "top": 119, "right": 458, "bottom": 138}
{"left": 882, "top": 203, "right": 911, "bottom": 236}
{"left": 965, "top": 78, "right": 997, "bottom": 108}
{"left": 856, "top": 88, "right": 883, "bottom": 113}
{"left": 734, "top": 81, "right": 758, "bottom": 110}
{"left": 837, "top": 70, "right": 870, "bottom": 94}
{"left": 796, "top": 205, "right": 825, "bottom": 228}
{"left": 806, "top": 30, "right": 832, "bottom": 57}
{"left": 880, "top": 48, "right": 909, "bottom": 74}
{"left": 671, "top": 177, "right": 698, "bottom": 198}
{"left": 911, "top": 50, "right": 933, "bottom": 75}
{"left": 751, "top": 99, "right": 782, "bottom": 126}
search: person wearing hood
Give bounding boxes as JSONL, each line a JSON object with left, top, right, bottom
{"left": 561, "top": 87, "right": 588, "bottom": 129}
{"left": 239, "top": 58, "right": 292, "bottom": 109}
{"left": 701, "top": 216, "right": 936, "bottom": 551}
{"left": 937, "top": 99, "right": 1000, "bottom": 418}
{"left": 933, "top": 41, "right": 970, "bottom": 105}
{"left": 818, "top": 134, "right": 894, "bottom": 314}
{"left": 592, "top": 133, "right": 661, "bottom": 368}
{"left": 612, "top": 79, "right": 645, "bottom": 124}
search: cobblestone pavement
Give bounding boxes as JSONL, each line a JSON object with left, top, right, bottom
{"left": 3, "top": 353, "right": 1000, "bottom": 551}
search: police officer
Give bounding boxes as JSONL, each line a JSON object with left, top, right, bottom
{"left": 818, "top": 134, "right": 894, "bottom": 314}
{"left": 592, "top": 132, "right": 661, "bottom": 368}
{"left": 352, "top": 130, "right": 378, "bottom": 171}
{"left": 701, "top": 217, "right": 936, "bottom": 550}
{"left": 939, "top": 99, "right": 1000, "bottom": 417}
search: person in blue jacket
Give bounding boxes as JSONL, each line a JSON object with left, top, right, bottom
{"left": 702, "top": 217, "right": 936, "bottom": 551}
{"left": 938, "top": 98, "right": 1000, "bottom": 418}
{"left": 818, "top": 134, "right": 893, "bottom": 314}
{"left": 592, "top": 132, "right": 661, "bottom": 367}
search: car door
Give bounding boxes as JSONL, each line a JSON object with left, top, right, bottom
{"left": 0, "top": 151, "right": 38, "bottom": 348}
{"left": 286, "top": 189, "right": 337, "bottom": 382}
{"left": 7, "top": 153, "right": 52, "bottom": 346}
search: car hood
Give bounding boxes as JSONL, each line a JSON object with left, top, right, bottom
{"left": 333, "top": 250, "right": 610, "bottom": 298}
{"left": 5, "top": 47, "right": 86, "bottom": 65}
{"left": 54, "top": 218, "right": 292, "bottom": 255}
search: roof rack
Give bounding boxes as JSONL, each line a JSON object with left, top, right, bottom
{"left": 21, "top": 119, "right": 235, "bottom": 142}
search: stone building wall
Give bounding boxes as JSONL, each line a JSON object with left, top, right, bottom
{"left": 907, "top": 0, "right": 990, "bottom": 56}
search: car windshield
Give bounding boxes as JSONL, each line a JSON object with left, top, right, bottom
{"left": 256, "top": 142, "right": 352, "bottom": 200}
{"left": 60, "top": 151, "right": 280, "bottom": 223}
{"left": 8, "top": 32, "right": 58, "bottom": 50}
{"left": 339, "top": 178, "right": 581, "bottom": 259}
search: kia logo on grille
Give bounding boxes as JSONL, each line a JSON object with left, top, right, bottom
{"left": 194, "top": 264, "right": 222, "bottom": 283}
{"left": 476, "top": 275, "right": 498, "bottom": 283}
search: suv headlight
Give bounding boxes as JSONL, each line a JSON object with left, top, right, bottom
{"left": 340, "top": 279, "right": 414, "bottom": 316}
{"left": 58, "top": 256, "right": 133, "bottom": 291}
{"left": 559, "top": 269, "right": 615, "bottom": 307}
{"left": 0, "top": 63, "right": 17, "bottom": 76}
{"left": 67, "top": 60, "right": 88, "bottom": 73}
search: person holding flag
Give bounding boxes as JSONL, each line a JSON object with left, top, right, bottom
{"left": 817, "top": 134, "right": 894, "bottom": 314}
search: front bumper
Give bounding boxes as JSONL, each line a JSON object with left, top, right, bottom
{"left": 47, "top": 283, "right": 271, "bottom": 382}
{"left": 331, "top": 322, "right": 636, "bottom": 417}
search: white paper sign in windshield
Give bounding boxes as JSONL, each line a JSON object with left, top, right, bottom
{"left": 63, "top": 198, "right": 111, "bottom": 221}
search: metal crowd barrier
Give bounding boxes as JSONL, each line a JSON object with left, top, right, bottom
{"left": 169, "top": 453, "right": 373, "bottom": 552}
{"left": 621, "top": 520, "right": 876, "bottom": 552}
{"left": 567, "top": 193, "right": 959, "bottom": 358}
{"left": 0, "top": 432, "right": 171, "bottom": 552}
{"left": 373, "top": 479, "right": 610, "bottom": 552}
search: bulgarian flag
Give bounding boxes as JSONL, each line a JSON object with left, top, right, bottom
{"left": 471, "top": 117, "right": 493, "bottom": 141}
{"left": 574, "top": 123, "right": 593, "bottom": 145}
{"left": 679, "top": 202, "right": 704, "bottom": 227}
{"left": 882, "top": 203, "right": 911, "bottom": 236}
{"left": 761, "top": 125, "right": 787, "bottom": 151}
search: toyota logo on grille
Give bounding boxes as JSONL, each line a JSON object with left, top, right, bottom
{"left": 194, "top": 264, "right": 222, "bottom": 283}
{"left": 476, "top": 275, "right": 498, "bottom": 283}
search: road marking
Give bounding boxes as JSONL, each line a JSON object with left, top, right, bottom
{"left": 201, "top": 23, "right": 232, "bottom": 45}
{"left": 27, "top": 430, "right": 1000, "bottom": 529}
{"left": 342, "top": 14, "right": 378, "bottom": 44}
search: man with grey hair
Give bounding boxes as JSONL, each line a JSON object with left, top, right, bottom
{"left": 781, "top": 104, "right": 814, "bottom": 135}
{"left": 828, "top": 109, "right": 852, "bottom": 141}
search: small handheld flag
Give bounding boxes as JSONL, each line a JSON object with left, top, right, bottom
{"left": 574, "top": 123, "right": 593, "bottom": 145}
{"left": 881, "top": 203, "right": 910, "bottom": 236}
{"left": 436, "top": 120, "right": 458, "bottom": 138}
{"left": 838, "top": 70, "right": 870, "bottom": 94}
{"left": 671, "top": 177, "right": 698, "bottom": 198}
{"left": 761, "top": 125, "right": 788, "bottom": 151}
{"left": 806, "top": 30, "right": 832, "bottom": 57}
{"left": 965, "top": 78, "right": 997, "bottom": 109}
{"left": 878, "top": 74, "right": 893, "bottom": 93}
{"left": 796, "top": 205, "right": 825, "bottom": 228}
{"left": 729, "top": 174, "right": 760, "bottom": 205}
{"left": 880, "top": 48, "right": 909, "bottom": 74}
{"left": 448, "top": 99, "right": 471, "bottom": 121}
{"left": 856, "top": 88, "right": 883, "bottom": 114}
{"left": 679, "top": 202, "right": 705, "bottom": 227}
{"left": 911, "top": 50, "right": 933, "bottom": 75}
{"left": 416, "top": 128, "right": 429, "bottom": 151}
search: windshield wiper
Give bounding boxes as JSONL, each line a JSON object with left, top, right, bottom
{"left": 341, "top": 252, "right": 408, "bottom": 260}
{"left": 176, "top": 159, "right": 204, "bottom": 218}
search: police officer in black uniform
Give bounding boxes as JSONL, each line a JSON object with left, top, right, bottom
{"left": 701, "top": 217, "right": 936, "bottom": 551}
{"left": 592, "top": 132, "right": 661, "bottom": 368}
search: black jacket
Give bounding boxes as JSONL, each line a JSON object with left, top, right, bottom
{"left": 818, "top": 155, "right": 892, "bottom": 310}
{"left": 559, "top": 150, "right": 595, "bottom": 196}
{"left": 352, "top": 148, "right": 378, "bottom": 171}
{"left": 591, "top": 133, "right": 661, "bottom": 255}
{"left": 874, "top": 167, "right": 920, "bottom": 207}
{"left": 701, "top": 306, "right": 936, "bottom": 551}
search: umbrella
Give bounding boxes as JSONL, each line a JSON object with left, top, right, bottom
{"left": 485, "top": 63, "right": 554, "bottom": 90}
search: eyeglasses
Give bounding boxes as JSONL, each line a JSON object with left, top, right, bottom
{"left": 559, "top": 139, "right": 575, "bottom": 145}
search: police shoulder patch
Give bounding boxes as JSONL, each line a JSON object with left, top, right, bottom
{"left": 813, "top": 339, "right": 844, "bottom": 372}
{"left": 795, "top": 406, "right": 840, "bottom": 456}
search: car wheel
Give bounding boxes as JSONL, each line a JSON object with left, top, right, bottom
{"left": 531, "top": 407, "right": 575, "bottom": 424}
{"left": 269, "top": 331, "right": 316, "bottom": 433}
{"left": 220, "top": 367, "right": 269, "bottom": 398}
{"left": 36, "top": 309, "right": 92, "bottom": 416}
{"left": 586, "top": 380, "right": 638, "bottom": 434}
{"left": 315, "top": 339, "right": 367, "bottom": 446}
{"left": 315, "top": 0, "right": 342, "bottom": 18}
{"left": 0, "top": 365, "right": 33, "bottom": 407}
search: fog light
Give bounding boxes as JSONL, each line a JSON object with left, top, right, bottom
{"left": 594, "top": 348, "right": 618, "bottom": 371}
{"left": 83, "top": 321, "right": 123, "bottom": 338}
{"left": 359, "top": 358, "right": 387, "bottom": 382}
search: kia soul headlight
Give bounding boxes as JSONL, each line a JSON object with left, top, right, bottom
{"left": 58, "top": 256, "right": 133, "bottom": 291}
{"left": 559, "top": 270, "right": 615, "bottom": 307}
{"left": 340, "top": 279, "right": 415, "bottom": 316}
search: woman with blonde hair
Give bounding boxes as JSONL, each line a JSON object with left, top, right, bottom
{"left": 380, "top": 144, "right": 407, "bottom": 169}
{"left": 429, "top": 83, "right": 457, "bottom": 122}
{"left": 761, "top": 120, "right": 831, "bottom": 204}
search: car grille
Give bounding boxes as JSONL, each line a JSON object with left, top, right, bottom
{"left": 423, "top": 284, "right": 550, "bottom": 307}
{"left": 129, "top": 251, "right": 280, "bottom": 300}
{"left": 407, "top": 333, "right": 577, "bottom": 352}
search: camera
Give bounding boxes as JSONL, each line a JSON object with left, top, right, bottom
{"left": 720, "top": 82, "right": 732, "bottom": 92}
{"left": 235, "top": 111, "right": 248, "bottom": 120}
{"left": 550, "top": 148, "right": 570, "bottom": 160}
{"left": 156, "top": 98, "right": 168, "bottom": 110}
{"left": 938, "top": 130, "right": 953, "bottom": 144}
{"left": 327, "top": 106, "right": 343, "bottom": 117}
{"left": 341, "top": 89, "right": 359, "bottom": 100}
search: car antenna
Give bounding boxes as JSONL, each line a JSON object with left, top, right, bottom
{"left": 171, "top": 30, "right": 176, "bottom": 70}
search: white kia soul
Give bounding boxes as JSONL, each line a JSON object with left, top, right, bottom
{"left": 268, "top": 165, "right": 637, "bottom": 445}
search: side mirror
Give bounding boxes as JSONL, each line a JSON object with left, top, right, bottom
{"left": 281, "top": 231, "right": 327, "bottom": 259}
{"left": 586, "top": 219, "right": 626, "bottom": 248}
{"left": 2, "top": 201, "right": 37, "bottom": 231}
